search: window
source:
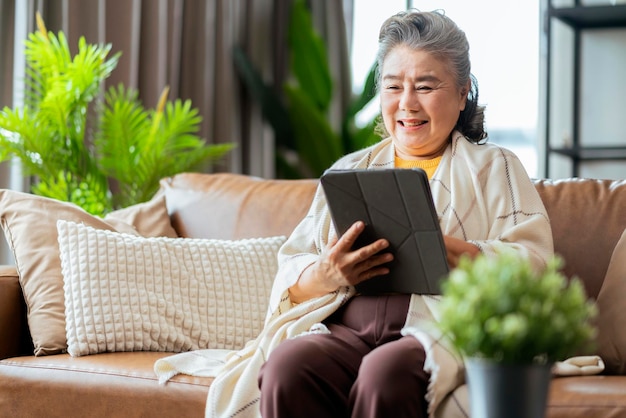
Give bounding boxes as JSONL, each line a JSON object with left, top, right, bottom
{"left": 350, "top": 1, "right": 539, "bottom": 177}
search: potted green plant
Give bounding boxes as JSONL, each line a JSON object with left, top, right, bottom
{"left": 0, "top": 13, "right": 233, "bottom": 216}
{"left": 437, "top": 251, "right": 597, "bottom": 418}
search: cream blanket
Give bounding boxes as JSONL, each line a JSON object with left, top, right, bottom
{"left": 155, "top": 133, "right": 556, "bottom": 417}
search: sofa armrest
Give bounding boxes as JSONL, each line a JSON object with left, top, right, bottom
{"left": 0, "top": 265, "right": 31, "bottom": 359}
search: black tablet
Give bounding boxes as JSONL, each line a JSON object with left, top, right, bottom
{"left": 320, "top": 168, "right": 448, "bottom": 295}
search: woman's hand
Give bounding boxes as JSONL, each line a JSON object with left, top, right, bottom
{"left": 288, "top": 221, "right": 393, "bottom": 304}
{"left": 443, "top": 235, "right": 480, "bottom": 268}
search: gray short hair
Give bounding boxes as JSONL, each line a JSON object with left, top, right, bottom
{"left": 375, "top": 10, "right": 486, "bottom": 142}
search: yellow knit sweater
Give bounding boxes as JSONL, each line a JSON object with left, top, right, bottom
{"left": 394, "top": 155, "right": 442, "bottom": 180}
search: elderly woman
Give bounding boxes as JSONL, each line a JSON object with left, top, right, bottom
{"left": 207, "top": 9, "right": 553, "bottom": 418}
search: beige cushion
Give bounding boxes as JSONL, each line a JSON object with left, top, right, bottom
{"left": 595, "top": 228, "right": 626, "bottom": 374}
{"left": 57, "top": 220, "right": 285, "bottom": 357}
{"left": 104, "top": 194, "right": 178, "bottom": 238}
{"left": 0, "top": 190, "right": 177, "bottom": 355}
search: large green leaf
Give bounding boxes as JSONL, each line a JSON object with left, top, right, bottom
{"left": 345, "top": 62, "right": 378, "bottom": 120}
{"left": 284, "top": 85, "right": 343, "bottom": 177}
{"left": 288, "top": 0, "right": 332, "bottom": 111}
{"left": 341, "top": 63, "right": 380, "bottom": 154}
{"left": 95, "top": 84, "right": 150, "bottom": 185}
{"left": 232, "top": 46, "right": 294, "bottom": 149}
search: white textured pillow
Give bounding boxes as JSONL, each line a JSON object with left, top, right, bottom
{"left": 57, "top": 220, "right": 285, "bottom": 357}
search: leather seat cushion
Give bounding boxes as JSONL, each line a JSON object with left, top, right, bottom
{"left": 0, "top": 352, "right": 212, "bottom": 418}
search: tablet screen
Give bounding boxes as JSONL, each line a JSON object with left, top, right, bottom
{"left": 320, "top": 168, "right": 448, "bottom": 295}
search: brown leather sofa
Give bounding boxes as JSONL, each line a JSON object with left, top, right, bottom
{"left": 1, "top": 172, "right": 625, "bottom": 417}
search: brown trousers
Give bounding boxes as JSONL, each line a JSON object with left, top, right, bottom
{"left": 258, "top": 294, "right": 430, "bottom": 418}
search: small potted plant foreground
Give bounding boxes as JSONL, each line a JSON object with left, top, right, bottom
{"left": 437, "top": 251, "right": 597, "bottom": 418}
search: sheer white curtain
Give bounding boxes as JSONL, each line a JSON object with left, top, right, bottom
{"left": 0, "top": 0, "right": 29, "bottom": 264}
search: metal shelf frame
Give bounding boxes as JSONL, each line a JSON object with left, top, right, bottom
{"left": 544, "top": 1, "right": 626, "bottom": 177}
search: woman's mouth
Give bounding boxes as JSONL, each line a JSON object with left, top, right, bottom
{"left": 399, "top": 120, "right": 427, "bottom": 127}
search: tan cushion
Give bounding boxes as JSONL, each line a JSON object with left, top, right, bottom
{"left": 0, "top": 190, "right": 177, "bottom": 356}
{"left": 595, "top": 228, "right": 626, "bottom": 374}
{"left": 534, "top": 179, "right": 626, "bottom": 299}
{"left": 57, "top": 221, "right": 284, "bottom": 356}
{"left": 0, "top": 352, "right": 212, "bottom": 417}
{"left": 161, "top": 172, "right": 318, "bottom": 240}
{"left": 104, "top": 194, "right": 178, "bottom": 238}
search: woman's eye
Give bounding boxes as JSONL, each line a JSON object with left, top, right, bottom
{"left": 416, "top": 85, "right": 433, "bottom": 91}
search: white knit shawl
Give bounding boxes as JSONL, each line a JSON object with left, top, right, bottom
{"left": 157, "top": 132, "right": 555, "bottom": 418}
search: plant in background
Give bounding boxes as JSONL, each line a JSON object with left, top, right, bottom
{"left": 437, "top": 251, "right": 597, "bottom": 364}
{"left": 0, "top": 13, "right": 233, "bottom": 216}
{"left": 233, "top": 0, "right": 380, "bottom": 179}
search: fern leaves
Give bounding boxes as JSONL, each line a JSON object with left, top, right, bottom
{"left": 0, "top": 14, "right": 231, "bottom": 215}
{"left": 96, "top": 85, "right": 234, "bottom": 208}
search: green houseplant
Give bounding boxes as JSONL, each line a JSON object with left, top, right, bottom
{"left": 233, "top": 0, "right": 380, "bottom": 179}
{"left": 437, "top": 252, "right": 597, "bottom": 418}
{"left": 0, "top": 13, "right": 233, "bottom": 216}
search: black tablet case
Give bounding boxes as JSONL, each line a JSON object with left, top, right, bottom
{"left": 320, "top": 169, "right": 448, "bottom": 295}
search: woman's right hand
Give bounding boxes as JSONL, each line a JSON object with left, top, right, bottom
{"left": 288, "top": 221, "right": 393, "bottom": 304}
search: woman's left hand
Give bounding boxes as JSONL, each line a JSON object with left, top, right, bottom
{"left": 443, "top": 235, "right": 480, "bottom": 268}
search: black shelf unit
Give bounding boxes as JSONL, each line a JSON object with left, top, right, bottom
{"left": 544, "top": 2, "right": 626, "bottom": 177}
{"left": 551, "top": 4, "right": 626, "bottom": 27}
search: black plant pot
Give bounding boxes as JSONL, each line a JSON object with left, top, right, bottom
{"left": 465, "top": 358, "right": 552, "bottom": 418}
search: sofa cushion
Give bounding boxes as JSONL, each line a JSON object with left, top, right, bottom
{"left": 595, "top": 228, "right": 626, "bottom": 374}
{"left": 57, "top": 220, "right": 285, "bottom": 356}
{"left": 0, "top": 190, "right": 177, "bottom": 356}
{"left": 104, "top": 192, "right": 178, "bottom": 237}
{"left": 161, "top": 172, "right": 318, "bottom": 240}
{"left": 0, "top": 352, "right": 212, "bottom": 417}
{"left": 533, "top": 179, "right": 626, "bottom": 299}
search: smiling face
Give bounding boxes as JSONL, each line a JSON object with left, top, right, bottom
{"left": 380, "top": 45, "right": 469, "bottom": 160}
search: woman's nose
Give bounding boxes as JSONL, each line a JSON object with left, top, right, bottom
{"left": 399, "top": 89, "right": 419, "bottom": 112}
